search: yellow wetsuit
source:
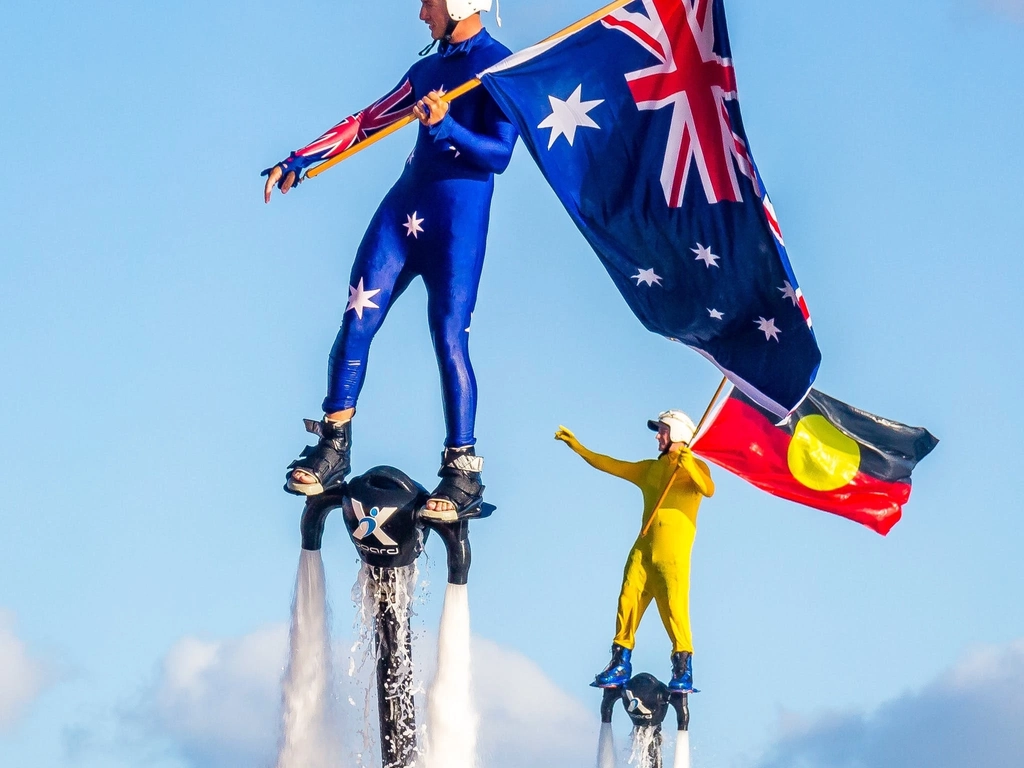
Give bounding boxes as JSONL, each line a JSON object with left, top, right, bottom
{"left": 570, "top": 441, "right": 715, "bottom": 653}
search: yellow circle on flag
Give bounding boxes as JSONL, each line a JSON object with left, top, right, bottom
{"left": 787, "top": 415, "right": 861, "bottom": 492}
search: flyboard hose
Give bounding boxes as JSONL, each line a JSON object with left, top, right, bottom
{"left": 373, "top": 567, "right": 417, "bottom": 768}
{"left": 303, "top": 0, "right": 634, "bottom": 181}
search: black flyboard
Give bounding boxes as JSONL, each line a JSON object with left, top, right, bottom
{"left": 299, "top": 465, "right": 494, "bottom": 584}
{"left": 600, "top": 674, "right": 690, "bottom": 768}
{"left": 296, "top": 465, "right": 495, "bottom": 768}
{"left": 343, "top": 467, "right": 430, "bottom": 568}
{"left": 601, "top": 673, "right": 690, "bottom": 731}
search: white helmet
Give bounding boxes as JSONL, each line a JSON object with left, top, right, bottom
{"left": 647, "top": 410, "right": 696, "bottom": 445}
{"left": 447, "top": 0, "right": 496, "bottom": 23}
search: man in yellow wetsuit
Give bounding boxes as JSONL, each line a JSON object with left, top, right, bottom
{"left": 555, "top": 410, "right": 715, "bottom": 693}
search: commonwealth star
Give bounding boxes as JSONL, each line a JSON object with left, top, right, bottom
{"left": 538, "top": 85, "right": 604, "bottom": 150}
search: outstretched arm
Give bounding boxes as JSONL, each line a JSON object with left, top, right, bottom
{"left": 263, "top": 76, "right": 416, "bottom": 201}
{"left": 555, "top": 426, "right": 646, "bottom": 486}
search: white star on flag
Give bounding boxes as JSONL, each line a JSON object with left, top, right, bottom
{"left": 538, "top": 85, "right": 604, "bottom": 150}
{"left": 755, "top": 316, "right": 781, "bottom": 342}
{"left": 632, "top": 268, "right": 663, "bottom": 287}
{"left": 708, "top": 308, "right": 724, "bottom": 320}
{"left": 692, "top": 243, "right": 720, "bottom": 268}
{"left": 347, "top": 278, "right": 381, "bottom": 320}
{"left": 404, "top": 212, "right": 424, "bottom": 239}
{"left": 779, "top": 281, "right": 799, "bottom": 307}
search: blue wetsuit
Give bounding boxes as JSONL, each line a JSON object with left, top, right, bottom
{"left": 270, "top": 30, "right": 516, "bottom": 448}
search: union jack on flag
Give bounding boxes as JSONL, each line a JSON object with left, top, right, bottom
{"left": 604, "top": 0, "right": 755, "bottom": 207}
{"left": 280, "top": 79, "right": 416, "bottom": 176}
{"left": 482, "top": 0, "right": 820, "bottom": 415}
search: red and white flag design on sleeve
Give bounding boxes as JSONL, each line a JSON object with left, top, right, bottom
{"left": 293, "top": 78, "right": 416, "bottom": 165}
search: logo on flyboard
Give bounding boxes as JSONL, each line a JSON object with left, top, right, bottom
{"left": 351, "top": 499, "right": 398, "bottom": 547}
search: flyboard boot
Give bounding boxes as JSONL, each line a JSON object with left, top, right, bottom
{"left": 592, "top": 644, "right": 632, "bottom": 688}
{"left": 284, "top": 418, "right": 352, "bottom": 496}
{"left": 420, "top": 445, "right": 485, "bottom": 522}
{"left": 668, "top": 651, "right": 699, "bottom": 694}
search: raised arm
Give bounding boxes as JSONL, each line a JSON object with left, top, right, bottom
{"left": 555, "top": 426, "right": 646, "bottom": 486}
{"left": 263, "top": 76, "right": 416, "bottom": 201}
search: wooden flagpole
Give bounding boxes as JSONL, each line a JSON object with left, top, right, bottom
{"left": 304, "top": 0, "right": 633, "bottom": 181}
{"left": 640, "top": 376, "right": 729, "bottom": 538}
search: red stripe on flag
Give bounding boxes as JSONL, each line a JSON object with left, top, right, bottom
{"left": 797, "top": 294, "right": 811, "bottom": 324}
{"left": 601, "top": 16, "right": 664, "bottom": 60}
{"left": 692, "top": 396, "right": 905, "bottom": 535}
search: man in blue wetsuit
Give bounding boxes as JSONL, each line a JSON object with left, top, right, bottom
{"left": 263, "top": 0, "right": 516, "bottom": 521}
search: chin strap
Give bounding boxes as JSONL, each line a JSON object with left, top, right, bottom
{"left": 495, "top": 0, "right": 502, "bottom": 26}
{"left": 420, "top": 17, "right": 459, "bottom": 56}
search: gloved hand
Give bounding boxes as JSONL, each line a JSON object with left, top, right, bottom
{"left": 675, "top": 445, "right": 694, "bottom": 466}
{"left": 554, "top": 426, "right": 580, "bottom": 450}
{"left": 262, "top": 163, "right": 301, "bottom": 202}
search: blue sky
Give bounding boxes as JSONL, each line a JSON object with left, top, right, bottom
{"left": 1, "top": 1, "right": 1023, "bottom": 766}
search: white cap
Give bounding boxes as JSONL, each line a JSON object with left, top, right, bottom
{"left": 447, "top": 0, "right": 497, "bottom": 23}
{"left": 647, "top": 410, "right": 696, "bottom": 445}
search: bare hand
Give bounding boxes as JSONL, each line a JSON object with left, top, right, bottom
{"left": 412, "top": 90, "right": 450, "bottom": 127}
{"left": 263, "top": 165, "right": 298, "bottom": 203}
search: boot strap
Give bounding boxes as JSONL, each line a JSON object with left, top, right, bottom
{"left": 445, "top": 452, "right": 483, "bottom": 473}
{"left": 438, "top": 471, "right": 481, "bottom": 498}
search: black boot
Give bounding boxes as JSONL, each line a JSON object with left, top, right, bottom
{"left": 284, "top": 418, "right": 352, "bottom": 496}
{"left": 420, "top": 446, "right": 484, "bottom": 522}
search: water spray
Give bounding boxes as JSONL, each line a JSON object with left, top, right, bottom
{"left": 299, "top": 466, "right": 493, "bottom": 768}
{"left": 599, "top": 674, "right": 690, "bottom": 768}
{"left": 275, "top": 549, "right": 338, "bottom": 768}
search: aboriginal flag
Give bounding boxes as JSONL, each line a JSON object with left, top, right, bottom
{"left": 691, "top": 389, "right": 938, "bottom": 535}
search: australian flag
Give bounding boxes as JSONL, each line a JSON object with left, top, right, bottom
{"left": 481, "top": 0, "right": 821, "bottom": 415}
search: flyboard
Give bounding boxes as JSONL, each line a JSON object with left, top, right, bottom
{"left": 299, "top": 466, "right": 493, "bottom": 768}
{"left": 599, "top": 676, "right": 691, "bottom": 768}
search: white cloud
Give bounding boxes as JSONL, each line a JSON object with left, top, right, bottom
{"left": 754, "top": 639, "right": 1024, "bottom": 768}
{"left": 0, "top": 610, "right": 51, "bottom": 731}
{"left": 135, "top": 625, "right": 598, "bottom": 768}
{"left": 467, "top": 636, "right": 596, "bottom": 768}
{"left": 137, "top": 625, "right": 290, "bottom": 767}
{"left": 979, "top": 0, "right": 1024, "bottom": 21}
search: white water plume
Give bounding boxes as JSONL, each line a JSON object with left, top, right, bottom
{"left": 629, "top": 726, "right": 662, "bottom": 768}
{"left": 423, "top": 583, "right": 478, "bottom": 768}
{"left": 672, "top": 731, "right": 691, "bottom": 768}
{"left": 597, "top": 722, "right": 617, "bottom": 768}
{"left": 274, "top": 549, "right": 339, "bottom": 768}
